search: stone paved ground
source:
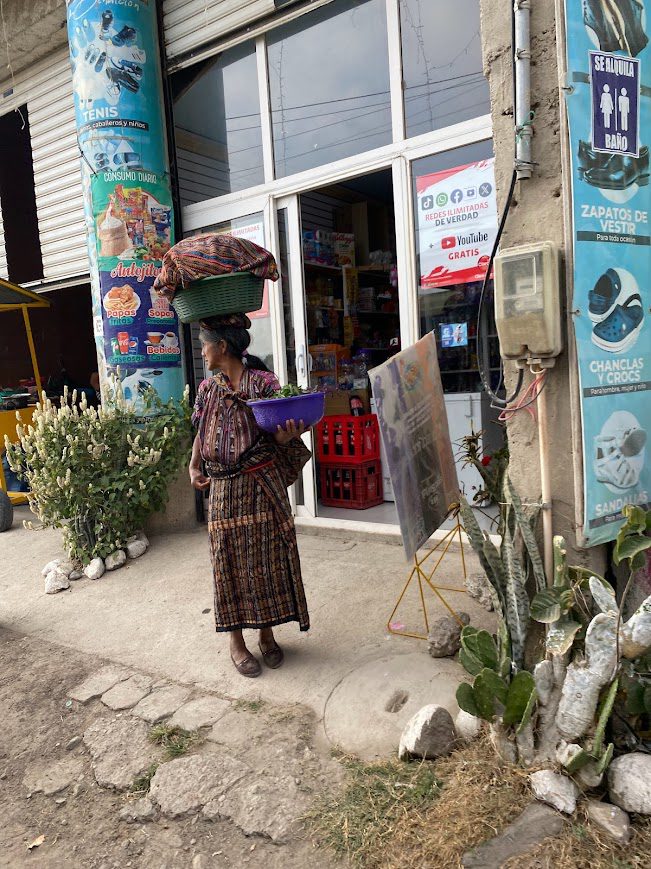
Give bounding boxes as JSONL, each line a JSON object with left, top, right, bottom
{"left": 0, "top": 626, "right": 343, "bottom": 869}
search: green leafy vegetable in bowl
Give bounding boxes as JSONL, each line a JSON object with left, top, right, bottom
{"left": 271, "top": 384, "right": 311, "bottom": 399}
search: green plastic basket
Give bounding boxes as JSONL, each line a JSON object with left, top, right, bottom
{"left": 171, "top": 272, "right": 265, "bottom": 323}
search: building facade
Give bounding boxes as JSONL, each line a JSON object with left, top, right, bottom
{"left": 0, "top": 0, "right": 633, "bottom": 567}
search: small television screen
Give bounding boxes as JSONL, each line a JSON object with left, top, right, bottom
{"left": 440, "top": 322, "right": 468, "bottom": 348}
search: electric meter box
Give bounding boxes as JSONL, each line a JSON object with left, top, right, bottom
{"left": 494, "top": 241, "right": 562, "bottom": 360}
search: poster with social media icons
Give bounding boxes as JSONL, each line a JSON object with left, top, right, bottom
{"left": 416, "top": 159, "right": 498, "bottom": 290}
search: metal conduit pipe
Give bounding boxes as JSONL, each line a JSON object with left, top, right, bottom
{"left": 514, "top": 0, "right": 533, "bottom": 180}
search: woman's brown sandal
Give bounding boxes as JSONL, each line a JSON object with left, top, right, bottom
{"left": 258, "top": 641, "right": 284, "bottom": 669}
{"left": 231, "top": 652, "right": 261, "bottom": 678}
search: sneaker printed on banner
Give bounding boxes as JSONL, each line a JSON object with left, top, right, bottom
{"left": 588, "top": 268, "right": 645, "bottom": 353}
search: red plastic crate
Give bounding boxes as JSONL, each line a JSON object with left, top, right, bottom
{"left": 319, "top": 459, "right": 384, "bottom": 509}
{"left": 316, "top": 414, "right": 380, "bottom": 463}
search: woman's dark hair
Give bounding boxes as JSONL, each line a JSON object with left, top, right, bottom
{"left": 199, "top": 320, "right": 270, "bottom": 372}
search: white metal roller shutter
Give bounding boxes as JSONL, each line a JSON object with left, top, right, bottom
{"left": 163, "top": 0, "right": 274, "bottom": 62}
{"left": 0, "top": 201, "right": 7, "bottom": 279}
{"left": 28, "top": 55, "right": 89, "bottom": 281}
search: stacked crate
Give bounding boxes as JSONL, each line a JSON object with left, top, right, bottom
{"left": 315, "top": 414, "right": 383, "bottom": 509}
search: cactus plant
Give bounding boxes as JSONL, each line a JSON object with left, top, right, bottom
{"left": 459, "top": 473, "right": 538, "bottom": 669}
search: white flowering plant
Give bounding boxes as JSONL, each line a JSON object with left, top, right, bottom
{"left": 5, "top": 379, "right": 191, "bottom": 563}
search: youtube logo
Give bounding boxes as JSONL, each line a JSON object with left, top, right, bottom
{"left": 441, "top": 236, "right": 456, "bottom": 249}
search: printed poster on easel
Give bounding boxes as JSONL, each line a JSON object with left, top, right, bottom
{"left": 564, "top": 0, "right": 651, "bottom": 545}
{"left": 370, "top": 332, "right": 459, "bottom": 560}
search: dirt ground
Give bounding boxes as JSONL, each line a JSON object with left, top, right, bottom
{"left": 0, "top": 626, "right": 340, "bottom": 869}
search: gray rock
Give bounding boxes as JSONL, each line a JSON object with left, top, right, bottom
{"left": 105, "top": 550, "right": 127, "bottom": 571}
{"left": 204, "top": 772, "right": 307, "bottom": 843}
{"left": 42, "top": 558, "right": 62, "bottom": 576}
{"left": 398, "top": 704, "right": 456, "bottom": 761}
{"left": 149, "top": 754, "right": 249, "bottom": 818}
{"left": 576, "top": 760, "right": 604, "bottom": 790}
{"left": 101, "top": 673, "right": 152, "bottom": 711}
{"left": 58, "top": 561, "right": 75, "bottom": 577}
{"left": 169, "top": 696, "right": 230, "bottom": 731}
{"left": 530, "top": 770, "right": 579, "bottom": 814}
{"left": 126, "top": 539, "right": 147, "bottom": 560}
{"left": 455, "top": 708, "right": 482, "bottom": 742}
{"left": 45, "top": 569, "right": 71, "bottom": 594}
{"left": 23, "top": 757, "right": 84, "bottom": 796}
{"left": 427, "top": 612, "right": 470, "bottom": 658}
{"left": 131, "top": 684, "right": 191, "bottom": 724}
{"left": 608, "top": 752, "right": 651, "bottom": 814}
{"left": 585, "top": 800, "right": 631, "bottom": 844}
{"left": 69, "top": 665, "right": 132, "bottom": 703}
{"left": 83, "top": 715, "right": 160, "bottom": 790}
{"left": 69, "top": 569, "right": 84, "bottom": 581}
{"left": 66, "top": 736, "right": 82, "bottom": 751}
{"left": 119, "top": 797, "right": 156, "bottom": 823}
{"left": 462, "top": 802, "right": 564, "bottom": 867}
{"left": 465, "top": 571, "right": 495, "bottom": 611}
{"left": 84, "top": 558, "right": 105, "bottom": 580}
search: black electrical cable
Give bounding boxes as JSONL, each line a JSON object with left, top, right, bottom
{"left": 475, "top": 168, "right": 523, "bottom": 406}
{"left": 474, "top": 0, "right": 525, "bottom": 407}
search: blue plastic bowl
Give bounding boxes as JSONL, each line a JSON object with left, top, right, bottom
{"left": 247, "top": 392, "right": 325, "bottom": 434}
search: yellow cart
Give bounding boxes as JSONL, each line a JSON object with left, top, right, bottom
{"left": 0, "top": 278, "right": 50, "bottom": 530}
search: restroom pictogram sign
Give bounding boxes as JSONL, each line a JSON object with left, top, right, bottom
{"left": 590, "top": 51, "right": 640, "bottom": 157}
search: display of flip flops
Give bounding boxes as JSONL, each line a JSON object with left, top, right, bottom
{"left": 587, "top": 268, "right": 645, "bottom": 353}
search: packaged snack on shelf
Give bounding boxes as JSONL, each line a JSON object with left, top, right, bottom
{"left": 333, "top": 232, "right": 355, "bottom": 267}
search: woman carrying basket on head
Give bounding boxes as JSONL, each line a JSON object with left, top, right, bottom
{"left": 188, "top": 313, "right": 311, "bottom": 678}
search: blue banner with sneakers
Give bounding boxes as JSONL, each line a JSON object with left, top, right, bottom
{"left": 565, "top": 0, "right": 650, "bottom": 545}
{"left": 66, "top": 0, "right": 185, "bottom": 410}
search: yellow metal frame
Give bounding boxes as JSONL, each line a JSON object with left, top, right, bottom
{"left": 0, "top": 278, "right": 50, "bottom": 506}
{"left": 387, "top": 509, "right": 468, "bottom": 641}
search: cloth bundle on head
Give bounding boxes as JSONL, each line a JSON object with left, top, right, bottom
{"left": 153, "top": 233, "right": 279, "bottom": 301}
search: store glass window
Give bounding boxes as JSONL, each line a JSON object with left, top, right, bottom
{"left": 267, "top": 0, "right": 391, "bottom": 178}
{"left": 399, "top": 0, "right": 490, "bottom": 138}
{"left": 412, "top": 141, "right": 500, "bottom": 395}
{"left": 172, "top": 42, "right": 264, "bottom": 206}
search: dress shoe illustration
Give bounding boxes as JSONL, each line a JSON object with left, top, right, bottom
{"left": 584, "top": 147, "right": 649, "bottom": 191}
{"left": 578, "top": 140, "right": 610, "bottom": 178}
{"left": 592, "top": 293, "right": 644, "bottom": 353}
{"left": 583, "top": 0, "right": 648, "bottom": 57}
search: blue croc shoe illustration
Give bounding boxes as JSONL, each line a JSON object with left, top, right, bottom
{"left": 592, "top": 293, "right": 643, "bottom": 353}
{"left": 588, "top": 268, "right": 624, "bottom": 322}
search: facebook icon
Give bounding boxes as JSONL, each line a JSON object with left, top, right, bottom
{"left": 450, "top": 189, "right": 464, "bottom": 204}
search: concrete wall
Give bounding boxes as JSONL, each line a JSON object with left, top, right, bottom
{"left": 0, "top": 0, "right": 67, "bottom": 76}
{"left": 479, "top": 0, "right": 603, "bottom": 571}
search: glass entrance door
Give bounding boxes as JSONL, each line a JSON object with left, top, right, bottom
{"left": 274, "top": 194, "right": 317, "bottom": 517}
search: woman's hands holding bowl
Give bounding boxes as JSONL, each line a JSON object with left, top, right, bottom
{"left": 274, "top": 419, "right": 306, "bottom": 445}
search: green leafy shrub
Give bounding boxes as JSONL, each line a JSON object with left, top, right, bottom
{"left": 5, "top": 381, "right": 191, "bottom": 563}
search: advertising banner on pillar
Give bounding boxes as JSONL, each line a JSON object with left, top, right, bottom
{"left": 67, "top": 0, "right": 167, "bottom": 172}
{"left": 67, "top": 0, "right": 184, "bottom": 406}
{"left": 370, "top": 333, "right": 459, "bottom": 561}
{"left": 416, "top": 159, "right": 497, "bottom": 289}
{"left": 564, "top": 0, "right": 651, "bottom": 546}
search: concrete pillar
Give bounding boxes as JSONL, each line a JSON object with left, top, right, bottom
{"left": 479, "top": 0, "right": 604, "bottom": 572}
